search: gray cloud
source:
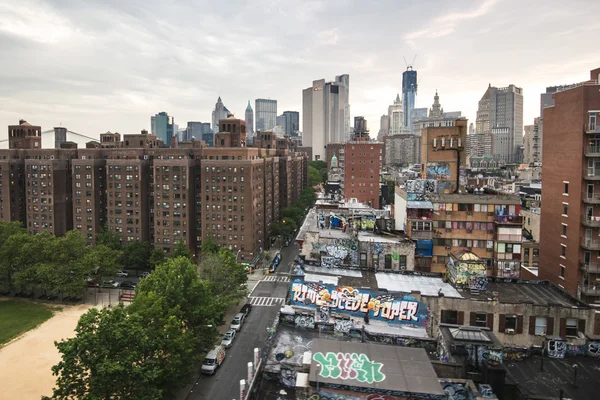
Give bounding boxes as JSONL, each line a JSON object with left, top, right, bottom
{"left": 0, "top": 0, "right": 598, "bottom": 139}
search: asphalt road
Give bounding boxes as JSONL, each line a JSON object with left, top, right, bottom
{"left": 185, "top": 244, "right": 299, "bottom": 400}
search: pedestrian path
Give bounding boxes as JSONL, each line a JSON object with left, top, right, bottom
{"left": 262, "top": 275, "right": 290, "bottom": 283}
{"left": 248, "top": 296, "right": 286, "bottom": 307}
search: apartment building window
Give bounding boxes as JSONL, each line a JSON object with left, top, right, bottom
{"left": 560, "top": 245, "right": 566, "bottom": 258}
{"left": 534, "top": 317, "right": 547, "bottom": 335}
{"left": 473, "top": 313, "right": 488, "bottom": 328}
{"left": 560, "top": 264, "right": 566, "bottom": 278}
{"left": 359, "top": 253, "right": 367, "bottom": 267}
{"left": 398, "top": 255, "right": 407, "bottom": 270}
{"left": 440, "top": 310, "right": 461, "bottom": 325}
{"left": 561, "top": 224, "right": 567, "bottom": 237}
{"left": 565, "top": 319, "right": 578, "bottom": 337}
{"left": 384, "top": 255, "right": 392, "bottom": 269}
{"left": 562, "top": 204, "right": 568, "bottom": 216}
{"left": 563, "top": 182, "right": 569, "bottom": 195}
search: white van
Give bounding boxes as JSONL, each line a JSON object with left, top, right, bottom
{"left": 201, "top": 345, "right": 226, "bottom": 375}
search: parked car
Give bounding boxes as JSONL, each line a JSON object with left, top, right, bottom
{"left": 120, "top": 281, "right": 137, "bottom": 289}
{"left": 140, "top": 271, "right": 150, "bottom": 278}
{"left": 86, "top": 278, "right": 100, "bottom": 287}
{"left": 116, "top": 270, "right": 129, "bottom": 277}
{"left": 101, "top": 280, "right": 119, "bottom": 288}
{"left": 221, "top": 329, "right": 236, "bottom": 349}
{"left": 201, "top": 345, "right": 226, "bottom": 375}
{"left": 283, "top": 239, "right": 290, "bottom": 247}
{"left": 230, "top": 312, "right": 246, "bottom": 332}
{"left": 241, "top": 303, "right": 252, "bottom": 317}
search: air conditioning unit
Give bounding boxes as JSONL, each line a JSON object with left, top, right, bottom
{"left": 467, "top": 211, "right": 473, "bottom": 215}
{"left": 143, "top": 155, "right": 148, "bottom": 160}
{"left": 505, "top": 328, "right": 515, "bottom": 335}
{"left": 467, "top": 229, "right": 473, "bottom": 233}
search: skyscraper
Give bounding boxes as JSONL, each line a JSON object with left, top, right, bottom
{"left": 186, "top": 122, "right": 212, "bottom": 146}
{"left": 245, "top": 100, "right": 254, "bottom": 138}
{"left": 151, "top": 112, "right": 174, "bottom": 147}
{"left": 402, "top": 67, "right": 418, "bottom": 127}
{"left": 475, "top": 84, "right": 523, "bottom": 163}
{"left": 282, "top": 111, "right": 300, "bottom": 136}
{"left": 255, "top": 99, "right": 277, "bottom": 132}
{"left": 302, "top": 74, "right": 350, "bottom": 160}
{"left": 388, "top": 93, "right": 405, "bottom": 135}
{"left": 212, "top": 97, "right": 230, "bottom": 133}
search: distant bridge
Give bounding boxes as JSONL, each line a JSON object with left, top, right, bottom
{"left": 0, "top": 129, "right": 98, "bottom": 144}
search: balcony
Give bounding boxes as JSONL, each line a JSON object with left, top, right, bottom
{"left": 410, "top": 230, "right": 433, "bottom": 240}
{"left": 585, "top": 123, "right": 600, "bottom": 134}
{"left": 494, "top": 215, "right": 523, "bottom": 225}
{"left": 581, "top": 215, "right": 600, "bottom": 227}
{"left": 585, "top": 146, "right": 600, "bottom": 157}
{"left": 582, "top": 195, "right": 600, "bottom": 204}
{"left": 495, "top": 234, "right": 523, "bottom": 242}
{"left": 584, "top": 172, "right": 600, "bottom": 181}
{"left": 579, "top": 261, "right": 600, "bottom": 274}
{"left": 581, "top": 286, "right": 600, "bottom": 296}
{"left": 581, "top": 239, "right": 600, "bottom": 251}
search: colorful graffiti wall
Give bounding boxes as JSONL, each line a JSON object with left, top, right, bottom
{"left": 426, "top": 163, "right": 451, "bottom": 180}
{"left": 312, "top": 238, "right": 359, "bottom": 266}
{"left": 290, "top": 280, "right": 428, "bottom": 327}
{"left": 446, "top": 257, "right": 488, "bottom": 291}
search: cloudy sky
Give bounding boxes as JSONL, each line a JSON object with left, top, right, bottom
{"left": 0, "top": 0, "right": 598, "bottom": 142}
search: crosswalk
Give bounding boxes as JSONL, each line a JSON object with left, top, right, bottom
{"left": 248, "top": 297, "right": 286, "bottom": 307}
{"left": 262, "top": 276, "right": 290, "bottom": 283}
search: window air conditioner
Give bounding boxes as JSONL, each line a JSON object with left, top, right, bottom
{"left": 505, "top": 328, "right": 515, "bottom": 335}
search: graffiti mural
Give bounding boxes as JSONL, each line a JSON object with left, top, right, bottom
{"left": 359, "top": 217, "right": 376, "bottom": 231}
{"left": 588, "top": 341, "right": 600, "bottom": 357}
{"left": 468, "top": 276, "right": 488, "bottom": 291}
{"left": 442, "top": 382, "right": 470, "bottom": 400}
{"left": 321, "top": 256, "right": 336, "bottom": 268}
{"left": 330, "top": 214, "right": 346, "bottom": 229}
{"left": 426, "top": 163, "right": 451, "bottom": 180}
{"left": 405, "top": 179, "right": 437, "bottom": 196}
{"left": 312, "top": 238, "right": 359, "bottom": 266}
{"left": 308, "top": 391, "right": 403, "bottom": 400}
{"left": 547, "top": 339, "right": 566, "bottom": 359}
{"left": 313, "top": 352, "right": 386, "bottom": 384}
{"left": 446, "top": 257, "right": 487, "bottom": 291}
{"left": 295, "top": 314, "right": 315, "bottom": 329}
{"left": 478, "top": 384, "right": 495, "bottom": 399}
{"left": 290, "top": 280, "right": 428, "bottom": 327}
{"left": 280, "top": 369, "right": 297, "bottom": 387}
{"left": 566, "top": 344, "right": 586, "bottom": 356}
{"left": 334, "top": 318, "right": 355, "bottom": 334}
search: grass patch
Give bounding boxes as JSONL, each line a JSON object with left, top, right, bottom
{"left": 0, "top": 300, "right": 55, "bottom": 346}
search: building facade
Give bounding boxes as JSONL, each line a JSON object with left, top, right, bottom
{"left": 388, "top": 94, "right": 406, "bottom": 135}
{"left": 384, "top": 134, "right": 421, "bottom": 166}
{"left": 476, "top": 84, "right": 524, "bottom": 163}
{"left": 245, "top": 100, "right": 254, "bottom": 140}
{"left": 343, "top": 139, "right": 381, "bottom": 208}
{"left": 211, "top": 97, "right": 230, "bottom": 133}
{"left": 414, "top": 91, "right": 465, "bottom": 134}
{"left": 255, "top": 98, "right": 277, "bottom": 132}
{"left": 402, "top": 67, "right": 417, "bottom": 128}
{"left": 186, "top": 122, "right": 212, "bottom": 146}
{"left": 539, "top": 67, "right": 600, "bottom": 304}
{"left": 282, "top": 111, "right": 299, "bottom": 137}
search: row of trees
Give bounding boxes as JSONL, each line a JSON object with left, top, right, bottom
{"left": 46, "top": 238, "right": 248, "bottom": 399}
{"left": 270, "top": 186, "right": 317, "bottom": 239}
{"left": 308, "top": 160, "right": 328, "bottom": 187}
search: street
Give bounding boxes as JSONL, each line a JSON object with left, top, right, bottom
{"left": 183, "top": 243, "right": 298, "bottom": 400}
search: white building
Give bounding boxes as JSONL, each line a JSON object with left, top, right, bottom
{"left": 302, "top": 74, "right": 350, "bottom": 160}
{"left": 388, "top": 94, "right": 406, "bottom": 136}
{"left": 413, "top": 91, "right": 465, "bottom": 134}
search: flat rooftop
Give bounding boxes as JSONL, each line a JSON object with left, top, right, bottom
{"left": 506, "top": 356, "right": 600, "bottom": 400}
{"left": 308, "top": 339, "right": 445, "bottom": 397}
{"left": 474, "top": 279, "right": 587, "bottom": 308}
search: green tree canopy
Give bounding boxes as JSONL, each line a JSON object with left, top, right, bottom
{"left": 197, "top": 248, "right": 248, "bottom": 311}
{"left": 122, "top": 241, "right": 152, "bottom": 270}
{"left": 171, "top": 239, "right": 193, "bottom": 260}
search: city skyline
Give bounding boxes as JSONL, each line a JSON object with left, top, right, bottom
{"left": 0, "top": 0, "right": 598, "bottom": 139}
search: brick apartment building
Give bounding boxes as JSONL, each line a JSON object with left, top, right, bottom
{"left": 342, "top": 127, "right": 381, "bottom": 209}
{"left": 540, "top": 67, "right": 600, "bottom": 304}
{"left": 0, "top": 118, "right": 308, "bottom": 259}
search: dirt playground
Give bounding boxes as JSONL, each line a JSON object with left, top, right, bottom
{"left": 0, "top": 304, "right": 92, "bottom": 400}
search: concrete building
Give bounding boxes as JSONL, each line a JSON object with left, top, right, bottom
{"left": 384, "top": 134, "right": 421, "bottom": 166}
{"left": 476, "top": 84, "right": 524, "bottom": 163}
{"left": 244, "top": 100, "right": 254, "bottom": 140}
{"left": 282, "top": 111, "right": 299, "bottom": 137}
{"left": 414, "top": 91, "right": 465, "bottom": 136}
{"left": 186, "top": 122, "right": 212, "bottom": 146}
{"left": 255, "top": 98, "right": 277, "bottom": 132}
{"left": 377, "top": 114, "right": 389, "bottom": 141}
{"left": 539, "top": 67, "right": 600, "bottom": 304}
{"left": 402, "top": 66, "right": 417, "bottom": 128}
{"left": 420, "top": 119, "right": 468, "bottom": 193}
{"left": 150, "top": 112, "right": 175, "bottom": 147}
{"left": 388, "top": 93, "right": 406, "bottom": 135}
{"left": 302, "top": 74, "right": 350, "bottom": 160}
{"left": 8, "top": 119, "right": 41, "bottom": 150}
{"left": 211, "top": 96, "right": 230, "bottom": 133}
{"left": 410, "top": 107, "right": 428, "bottom": 135}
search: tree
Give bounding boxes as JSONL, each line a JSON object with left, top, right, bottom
{"left": 96, "top": 226, "right": 123, "bottom": 251}
{"left": 122, "top": 241, "right": 151, "bottom": 270}
{"left": 171, "top": 239, "right": 192, "bottom": 260}
{"left": 197, "top": 248, "right": 248, "bottom": 311}
{"left": 309, "top": 160, "right": 327, "bottom": 171}
{"left": 200, "top": 235, "right": 220, "bottom": 256}
{"left": 48, "top": 306, "right": 167, "bottom": 400}
{"left": 308, "top": 166, "right": 322, "bottom": 187}
{"left": 149, "top": 247, "right": 166, "bottom": 269}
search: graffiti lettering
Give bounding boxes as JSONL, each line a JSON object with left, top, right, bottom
{"left": 547, "top": 339, "right": 566, "bottom": 359}
{"left": 426, "top": 163, "right": 451, "bottom": 180}
{"left": 313, "top": 352, "right": 386, "bottom": 384}
{"left": 295, "top": 314, "right": 315, "bottom": 329}
{"left": 442, "top": 383, "right": 469, "bottom": 400}
{"left": 334, "top": 318, "right": 354, "bottom": 334}
{"left": 291, "top": 281, "right": 428, "bottom": 327}
{"left": 280, "top": 369, "right": 297, "bottom": 387}
{"left": 589, "top": 342, "right": 600, "bottom": 357}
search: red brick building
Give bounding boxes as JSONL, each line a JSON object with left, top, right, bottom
{"left": 540, "top": 67, "right": 600, "bottom": 304}
{"left": 343, "top": 140, "right": 381, "bottom": 209}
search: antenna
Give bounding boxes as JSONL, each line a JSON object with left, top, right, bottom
{"left": 412, "top": 54, "right": 417, "bottom": 67}
{"left": 403, "top": 56, "right": 408, "bottom": 69}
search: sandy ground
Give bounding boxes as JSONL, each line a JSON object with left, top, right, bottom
{"left": 0, "top": 304, "right": 93, "bottom": 400}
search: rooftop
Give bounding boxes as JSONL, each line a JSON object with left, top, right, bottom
{"left": 308, "top": 339, "right": 445, "bottom": 397}
{"left": 473, "top": 279, "right": 587, "bottom": 308}
{"left": 439, "top": 324, "right": 502, "bottom": 347}
{"left": 506, "top": 356, "right": 600, "bottom": 400}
